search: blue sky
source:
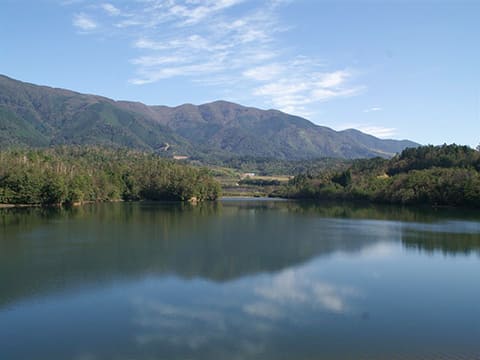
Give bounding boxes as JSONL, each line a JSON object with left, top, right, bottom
{"left": 1, "top": 0, "right": 479, "bottom": 146}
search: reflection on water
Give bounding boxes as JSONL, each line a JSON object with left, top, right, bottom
{"left": 0, "top": 201, "right": 399, "bottom": 307}
{"left": 0, "top": 200, "right": 479, "bottom": 359}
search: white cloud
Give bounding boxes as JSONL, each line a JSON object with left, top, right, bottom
{"left": 69, "top": 1, "right": 364, "bottom": 116}
{"left": 316, "top": 70, "right": 350, "bottom": 88}
{"left": 130, "top": 55, "right": 186, "bottom": 67}
{"left": 363, "top": 106, "right": 383, "bottom": 113}
{"left": 168, "top": 0, "right": 246, "bottom": 25}
{"left": 122, "top": 3, "right": 283, "bottom": 85}
{"left": 115, "top": 19, "right": 142, "bottom": 28}
{"left": 356, "top": 125, "right": 396, "bottom": 138}
{"left": 73, "top": 13, "right": 97, "bottom": 31}
{"left": 130, "top": 60, "right": 227, "bottom": 84}
{"left": 133, "top": 38, "right": 165, "bottom": 51}
{"left": 339, "top": 123, "right": 397, "bottom": 138}
{"left": 101, "top": 3, "right": 120, "bottom": 16}
{"left": 252, "top": 69, "right": 363, "bottom": 114}
{"left": 61, "top": 0, "right": 86, "bottom": 5}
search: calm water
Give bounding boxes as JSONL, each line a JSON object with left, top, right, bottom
{"left": 1, "top": 200, "right": 479, "bottom": 360}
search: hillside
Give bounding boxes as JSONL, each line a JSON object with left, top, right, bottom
{"left": 0, "top": 74, "right": 418, "bottom": 159}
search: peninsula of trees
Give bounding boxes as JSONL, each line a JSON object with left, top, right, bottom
{"left": 278, "top": 144, "right": 480, "bottom": 207}
{"left": 0, "top": 147, "right": 221, "bottom": 206}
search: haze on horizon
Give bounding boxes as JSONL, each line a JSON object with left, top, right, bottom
{"left": 0, "top": 0, "right": 478, "bottom": 147}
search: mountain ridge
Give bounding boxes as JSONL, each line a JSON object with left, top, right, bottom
{"left": 0, "top": 74, "right": 419, "bottom": 159}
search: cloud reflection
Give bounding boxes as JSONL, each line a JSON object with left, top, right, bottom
{"left": 132, "top": 297, "right": 227, "bottom": 348}
{"left": 129, "top": 265, "right": 360, "bottom": 358}
{"left": 250, "top": 269, "right": 359, "bottom": 316}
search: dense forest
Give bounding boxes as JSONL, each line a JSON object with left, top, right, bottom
{"left": 278, "top": 144, "right": 480, "bottom": 207}
{"left": 0, "top": 147, "right": 221, "bottom": 206}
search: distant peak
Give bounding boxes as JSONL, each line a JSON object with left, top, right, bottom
{"left": 201, "top": 100, "right": 243, "bottom": 107}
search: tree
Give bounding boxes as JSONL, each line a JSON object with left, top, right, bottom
{"left": 332, "top": 170, "right": 352, "bottom": 187}
{"left": 40, "top": 176, "right": 66, "bottom": 205}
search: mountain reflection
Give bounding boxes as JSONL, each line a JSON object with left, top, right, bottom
{"left": 1, "top": 201, "right": 479, "bottom": 308}
{"left": 402, "top": 227, "right": 480, "bottom": 256}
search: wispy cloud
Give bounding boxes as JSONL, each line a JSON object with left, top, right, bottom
{"left": 253, "top": 68, "right": 364, "bottom": 115}
{"left": 122, "top": 1, "right": 282, "bottom": 85}
{"left": 72, "top": 13, "right": 97, "bottom": 31}
{"left": 243, "top": 64, "right": 285, "bottom": 81}
{"left": 128, "top": 265, "right": 361, "bottom": 355}
{"left": 363, "top": 106, "right": 383, "bottom": 113}
{"left": 358, "top": 125, "right": 396, "bottom": 138}
{"left": 339, "top": 123, "right": 397, "bottom": 138}
{"left": 167, "top": 0, "right": 246, "bottom": 25}
{"left": 249, "top": 269, "right": 358, "bottom": 315}
{"left": 68, "top": 0, "right": 364, "bottom": 116}
{"left": 100, "top": 3, "right": 120, "bottom": 16}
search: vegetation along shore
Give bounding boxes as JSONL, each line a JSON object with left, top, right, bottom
{"left": 0, "top": 147, "right": 221, "bottom": 206}
{"left": 1, "top": 144, "right": 479, "bottom": 208}
{"left": 276, "top": 144, "right": 480, "bottom": 207}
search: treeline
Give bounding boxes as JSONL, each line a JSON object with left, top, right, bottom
{"left": 193, "top": 155, "right": 350, "bottom": 176}
{"left": 238, "top": 178, "right": 282, "bottom": 186}
{"left": 278, "top": 144, "right": 480, "bottom": 207}
{"left": 386, "top": 144, "right": 480, "bottom": 175}
{"left": 0, "top": 147, "right": 221, "bottom": 205}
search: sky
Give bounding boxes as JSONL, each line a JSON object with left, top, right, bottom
{"left": 0, "top": 0, "right": 479, "bottom": 146}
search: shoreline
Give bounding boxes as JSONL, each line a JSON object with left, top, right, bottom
{"left": 220, "top": 196, "right": 288, "bottom": 201}
{"left": 0, "top": 204, "right": 42, "bottom": 208}
{"left": 0, "top": 200, "right": 123, "bottom": 209}
{"left": 0, "top": 197, "right": 476, "bottom": 210}
{"left": 0, "top": 197, "right": 281, "bottom": 208}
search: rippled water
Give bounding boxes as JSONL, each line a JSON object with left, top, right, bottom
{"left": 1, "top": 200, "right": 479, "bottom": 359}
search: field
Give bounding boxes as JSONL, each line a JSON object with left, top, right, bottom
{"left": 208, "top": 166, "right": 291, "bottom": 197}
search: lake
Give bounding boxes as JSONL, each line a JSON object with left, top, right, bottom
{"left": 1, "top": 200, "right": 479, "bottom": 360}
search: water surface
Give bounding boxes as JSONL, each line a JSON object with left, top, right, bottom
{"left": 1, "top": 200, "right": 479, "bottom": 359}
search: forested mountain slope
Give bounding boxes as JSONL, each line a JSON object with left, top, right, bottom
{"left": 0, "top": 74, "right": 418, "bottom": 159}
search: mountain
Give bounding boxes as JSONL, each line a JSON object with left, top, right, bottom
{"left": 0, "top": 74, "right": 190, "bottom": 151}
{"left": 0, "top": 74, "right": 418, "bottom": 159}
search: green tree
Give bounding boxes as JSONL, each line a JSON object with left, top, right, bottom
{"left": 40, "top": 176, "right": 66, "bottom": 205}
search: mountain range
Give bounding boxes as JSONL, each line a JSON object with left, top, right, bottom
{"left": 0, "top": 74, "right": 418, "bottom": 159}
